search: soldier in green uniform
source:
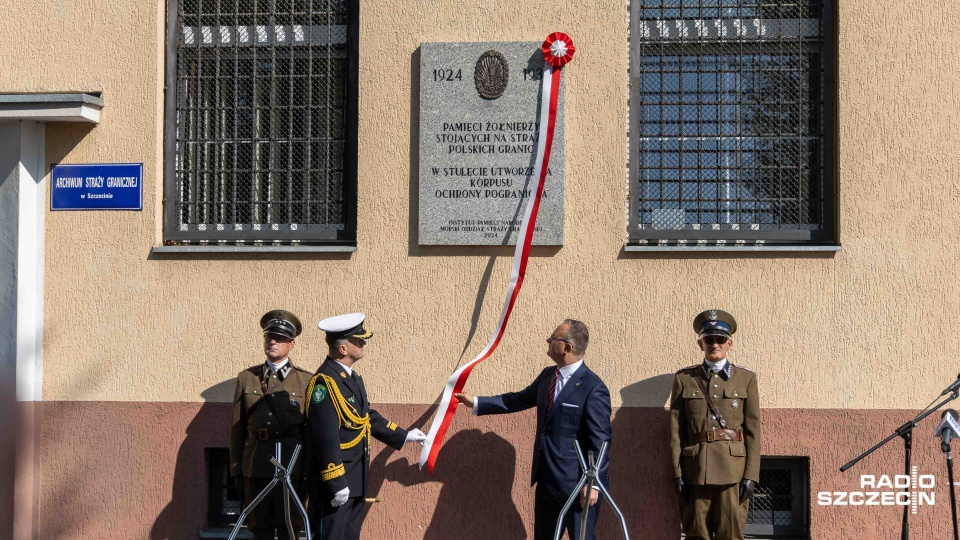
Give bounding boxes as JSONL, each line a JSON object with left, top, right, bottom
{"left": 669, "top": 309, "right": 760, "bottom": 540}
{"left": 230, "top": 310, "right": 314, "bottom": 540}
{"left": 305, "top": 312, "right": 426, "bottom": 540}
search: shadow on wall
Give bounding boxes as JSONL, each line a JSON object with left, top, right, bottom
{"left": 363, "top": 403, "right": 526, "bottom": 539}
{"left": 143, "top": 374, "right": 681, "bottom": 539}
{"left": 150, "top": 379, "right": 235, "bottom": 540}
{"left": 593, "top": 374, "right": 679, "bottom": 539}
{"left": 383, "top": 429, "right": 527, "bottom": 540}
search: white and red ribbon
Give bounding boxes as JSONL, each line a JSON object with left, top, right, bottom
{"left": 419, "top": 33, "right": 575, "bottom": 473}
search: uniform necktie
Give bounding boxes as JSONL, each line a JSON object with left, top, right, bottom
{"left": 546, "top": 368, "right": 560, "bottom": 413}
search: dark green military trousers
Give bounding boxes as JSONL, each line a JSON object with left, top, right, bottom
{"left": 681, "top": 483, "right": 750, "bottom": 540}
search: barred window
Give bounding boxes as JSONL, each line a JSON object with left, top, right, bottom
{"left": 205, "top": 448, "right": 242, "bottom": 529}
{"left": 745, "top": 457, "right": 809, "bottom": 538}
{"left": 628, "top": 0, "right": 836, "bottom": 246}
{"left": 164, "top": 0, "right": 358, "bottom": 245}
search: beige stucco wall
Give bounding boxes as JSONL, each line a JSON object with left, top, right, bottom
{"left": 3, "top": 0, "right": 960, "bottom": 408}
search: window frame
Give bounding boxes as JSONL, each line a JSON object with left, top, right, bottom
{"left": 627, "top": 0, "right": 838, "bottom": 246}
{"left": 744, "top": 456, "right": 810, "bottom": 539}
{"left": 162, "top": 0, "right": 360, "bottom": 245}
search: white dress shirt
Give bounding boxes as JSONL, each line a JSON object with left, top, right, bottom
{"left": 265, "top": 357, "right": 289, "bottom": 372}
{"left": 335, "top": 360, "right": 353, "bottom": 377}
{"left": 703, "top": 358, "right": 728, "bottom": 373}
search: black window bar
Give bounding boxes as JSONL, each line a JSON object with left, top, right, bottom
{"left": 745, "top": 457, "right": 810, "bottom": 539}
{"left": 628, "top": 0, "right": 837, "bottom": 245}
{"left": 164, "top": 0, "right": 358, "bottom": 245}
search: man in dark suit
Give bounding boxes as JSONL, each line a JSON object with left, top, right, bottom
{"left": 305, "top": 312, "right": 427, "bottom": 539}
{"left": 455, "top": 319, "right": 612, "bottom": 540}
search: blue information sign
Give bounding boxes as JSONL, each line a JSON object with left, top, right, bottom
{"left": 51, "top": 163, "right": 143, "bottom": 211}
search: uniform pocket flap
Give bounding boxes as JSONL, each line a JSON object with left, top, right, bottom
{"left": 682, "top": 444, "right": 700, "bottom": 457}
{"left": 681, "top": 386, "right": 704, "bottom": 399}
{"left": 729, "top": 441, "right": 746, "bottom": 456}
{"left": 243, "top": 385, "right": 262, "bottom": 395}
{"left": 724, "top": 387, "right": 746, "bottom": 398}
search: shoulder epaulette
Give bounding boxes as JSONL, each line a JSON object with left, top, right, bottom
{"left": 677, "top": 365, "right": 700, "bottom": 374}
{"left": 732, "top": 363, "right": 755, "bottom": 373}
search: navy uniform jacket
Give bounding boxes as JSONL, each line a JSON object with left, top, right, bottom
{"left": 477, "top": 362, "right": 612, "bottom": 498}
{"left": 305, "top": 357, "right": 408, "bottom": 499}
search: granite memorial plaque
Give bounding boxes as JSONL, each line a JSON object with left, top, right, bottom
{"left": 418, "top": 41, "right": 565, "bottom": 245}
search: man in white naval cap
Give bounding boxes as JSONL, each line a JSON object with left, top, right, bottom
{"left": 304, "top": 312, "right": 427, "bottom": 539}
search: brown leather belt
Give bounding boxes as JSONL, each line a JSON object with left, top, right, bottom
{"left": 692, "top": 428, "right": 742, "bottom": 443}
{"left": 247, "top": 426, "right": 303, "bottom": 441}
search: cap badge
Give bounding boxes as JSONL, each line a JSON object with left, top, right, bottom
{"left": 708, "top": 321, "right": 717, "bottom": 326}
{"left": 709, "top": 310, "right": 718, "bottom": 320}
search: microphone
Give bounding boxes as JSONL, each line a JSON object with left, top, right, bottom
{"left": 941, "top": 374, "right": 960, "bottom": 396}
{"left": 935, "top": 409, "right": 960, "bottom": 450}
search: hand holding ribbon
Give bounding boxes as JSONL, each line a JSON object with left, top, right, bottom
{"left": 418, "top": 33, "right": 576, "bottom": 473}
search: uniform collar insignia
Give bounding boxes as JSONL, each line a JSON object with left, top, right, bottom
{"left": 701, "top": 361, "right": 732, "bottom": 380}
{"left": 340, "top": 372, "right": 347, "bottom": 378}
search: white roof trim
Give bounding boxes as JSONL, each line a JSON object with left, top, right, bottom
{"left": 0, "top": 93, "right": 103, "bottom": 123}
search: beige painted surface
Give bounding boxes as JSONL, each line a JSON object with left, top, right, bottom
{"left": 3, "top": 1, "right": 960, "bottom": 407}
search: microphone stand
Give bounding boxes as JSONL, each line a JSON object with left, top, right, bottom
{"left": 840, "top": 385, "right": 960, "bottom": 540}
{"left": 942, "top": 435, "right": 959, "bottom": 540}
{"left": 552, "top": 441, "right": 630, "bottom": 540}
{"left": 229, "top": 443, "right": 310, "bottom": 540}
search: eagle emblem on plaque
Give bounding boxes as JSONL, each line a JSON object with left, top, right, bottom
{"left": 475, "top": 50, "right": 509, "bottom": 100}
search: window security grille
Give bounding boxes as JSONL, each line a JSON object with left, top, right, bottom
{"left": 745, "top": 457, "right": 809, "bottom": 538}
{"left": 629, "top": 0, "right": 835, "bottom": 245}
{"left": 206, "top": 448, "right": 242, "bottom": 528}
{"left": 164, "top": 0, "right": 357, "bottom": 244}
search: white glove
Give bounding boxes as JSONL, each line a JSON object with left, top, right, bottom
{"left": 331, "top": 487, "right": 349, "bottom": 507}
{"left": 405, "top": 428, "right": 427, "bottom": 445}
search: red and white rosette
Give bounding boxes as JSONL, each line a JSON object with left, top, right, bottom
{"left": 419, "top": 33, "right": 575, "bottom": 473}
{"left": 542, "top": 32, "right": 575, "bottom": 67}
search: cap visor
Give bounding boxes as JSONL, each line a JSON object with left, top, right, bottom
{"left": 263, "top": 328, "right": 296, "bottom": 339}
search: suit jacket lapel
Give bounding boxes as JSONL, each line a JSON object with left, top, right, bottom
{"left": 322, "top": 358, "right": 363, "bottom": 403}
{"left": 543, "top": 362, "right": 587, "bottom": 418}
{"left": 354, "top": 373, "right": 368, "bottom": 411}
{"left": 546, "top": 363, "right": 587, "bottom": 420}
